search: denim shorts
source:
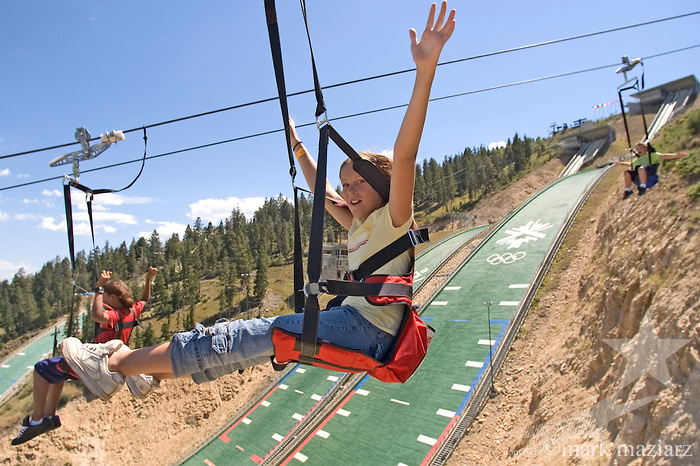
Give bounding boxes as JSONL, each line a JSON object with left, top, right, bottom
{"left": 170, "top": 305, "right": 395, "bottom": 384}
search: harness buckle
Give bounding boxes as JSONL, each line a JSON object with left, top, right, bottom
{"left": 316, "top": 111, "right": 329, "bottom": 130}
{"left": 304, "top": 281, "right": 327, "bottom": 297}
{"left": 408, "top": 229, "right": 420, "bottom": 247}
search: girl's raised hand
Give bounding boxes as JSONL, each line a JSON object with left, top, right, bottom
{"left": 97, "top": 270, "right": 112, "bottom": 286}
{"left": 409, "top": 2, "right": 456, "bottom": 70}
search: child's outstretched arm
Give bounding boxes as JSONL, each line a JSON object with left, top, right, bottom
{"left": 390, "top": 1, "right": 456, "bottom": 227}
{"left": 90, "top": 270, "right": 112, "bottom": 325}
{"left": 141, "top": 266, "right": 158, "bottom": 302}
{"left": 288, "top": 117, "right": 354, "bottom": 229}
{"left": 659, "top": 150, "right": 688, "bottom": 160}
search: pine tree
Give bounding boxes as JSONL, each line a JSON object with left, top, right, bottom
{"left": 254, "top": 247, "right": 269, "bottom": 311}
{"left": 160, "top": 319, "right": 171, "bottom": 343}
{"left": 142, "top": 323, "right": 156, "bottom": 347}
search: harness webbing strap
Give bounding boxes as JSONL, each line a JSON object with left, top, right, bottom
{"left": 63, "top": 185, "right": 76, "bottom": 272}
{"left": 63, "top": 184, "right": 77, "bottom": 338}
{"left": 299, "top": 0, "right": 326, "bottom": 118}
{"left": 96, "top": 308, "right": 140, "bottom": 342}
{"left": 299, "top": 124, "right": 330, "bottom": 360}
{"left": 264, "top": 0, "right": 305, "bottom": 313}
{"left": 348, "top": 228, "right": 428, "bottom": 281}
{"left": 323, "top": 280, "right": 412, "bottom": 299}
{"left": 298, "top": 0, "right": 390, "bottom": 201}
{"left": 327, "top": 125, "right": 390, "bottom": 202}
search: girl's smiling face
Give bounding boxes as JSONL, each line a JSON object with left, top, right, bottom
{"left": 340, "top": 164, "right": 385, "bottom": 222}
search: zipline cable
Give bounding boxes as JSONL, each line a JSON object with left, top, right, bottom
{"left": 1, "top": 11, "right": 697, "bottom": 161}
{"left": 1, "top": 43, "right": 698, "bottom": 193}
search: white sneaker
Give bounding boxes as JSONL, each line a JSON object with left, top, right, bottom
{"left": 125, "top": 374, "right": 160, "bottom": 399}
{"left": 61, "top": 337, "right": 125, "bottom": 402}
{"left": 116, "top": 343, "right": 160, "bottom": 399}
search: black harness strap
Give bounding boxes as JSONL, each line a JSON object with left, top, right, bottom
{"left": 299, "top": 0, "right": 326, "bottom": 119}
{"left": 95, "top": 308, "right": 140, "bottom": 341}
{"left": 299, "top": 123, "right": 330, "bottom": 362}
{"left": 348, "top": 228, "right": 428, "bottom": 281}
{"left": 63, "top": 184, "right": 78, "bottom": 337}
{"left": 63, "top": 184, "right": 76, "bottom": 273}
{"left": 327, "top": 125, "right": 390, "bottom": 202}
{"left": 322, "top": 280, "right": 413, "bottom": 300}
{"left": 264, "top": 0, "right": 306, "bottom": 314}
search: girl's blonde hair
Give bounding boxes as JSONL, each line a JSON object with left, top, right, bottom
{"left": 339, "top": 152, "right": 392, "bottom": 182}
{"left": 104, "top": 279, "right": 136, "bottom": 309}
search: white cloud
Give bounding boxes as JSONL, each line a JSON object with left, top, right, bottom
{"left": 40, "top": 216, "right": 64, "bottom": 231}
{"left": 71, "top": 210, "right": 138, "bottom": 226}
{"left": 0, "top": 211, "right": 8, "bottom": 222}
{"left": 141, "top": 220, "right": 188, "bottom": 239}
{"left": 39, "top": 215, "right": 127, "bottom": 235}
{"left": 0, "top": 259, "right": 36, "bottom": 282}
{"left": 0, "top": 168, "right": 9, "bottom": 177}
{"left": 93, "top": 193, "right": 154, "bottom": 207}
{"left": 378, "top": 148, "right": 394, "bottom": 160}
{"left": 42, "top": 189, "right": 62, "bottom": 197}
{"left": 69, "top": 222, "right": 121, "bottom": 236}
{"left": 14, "top": 213, "right": 41, "bottom": 221}
{"left": 488, "top": 141, "right": 507, "bottom": 150}
{"left": 187, "top": 196, "right": 266, "bottom": 223}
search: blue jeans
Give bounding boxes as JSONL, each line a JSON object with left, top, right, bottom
{"left": 170, "top": 305, "right": 395, "bottom": 384}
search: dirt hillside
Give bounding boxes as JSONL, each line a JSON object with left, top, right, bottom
{"left": 449, "top": 158, "right": 699, "bottom": 464}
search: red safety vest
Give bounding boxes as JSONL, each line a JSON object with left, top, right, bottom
{"left": 95, "top": 303, "right": 143, "bottom": 344}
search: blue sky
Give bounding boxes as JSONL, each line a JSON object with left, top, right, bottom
{"left": 1, "top": 0, "right": 698, "bottom": 281}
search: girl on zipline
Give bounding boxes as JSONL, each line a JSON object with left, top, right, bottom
{"left": 12, "top": 268, "right": 159, "bottom": 445}
{"left": 60, "top": 2, "right": 456, "bottom": 401}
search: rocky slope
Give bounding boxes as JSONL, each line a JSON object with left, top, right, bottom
{"left": 450, "top": 157, "right": 699, "bottom": 464}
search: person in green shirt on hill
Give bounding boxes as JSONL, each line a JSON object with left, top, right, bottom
{"left": 615, "top": 141, "right": 687, "bottom": 199}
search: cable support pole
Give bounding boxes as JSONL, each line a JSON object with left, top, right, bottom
{"left": 1, "top": 11, "right": 697, "bottom": 161}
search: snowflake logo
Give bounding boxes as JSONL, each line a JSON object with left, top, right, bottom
{"left": 496, "top": 219, "right": 553, "bottom": 249}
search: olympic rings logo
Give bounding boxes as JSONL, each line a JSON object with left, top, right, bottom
{"left": 487, "top": 252, "right": 526, "bottom": 265}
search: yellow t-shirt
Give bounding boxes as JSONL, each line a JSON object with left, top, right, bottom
{"left": 342, "top": 204, "right": 413, "bottom": 336}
